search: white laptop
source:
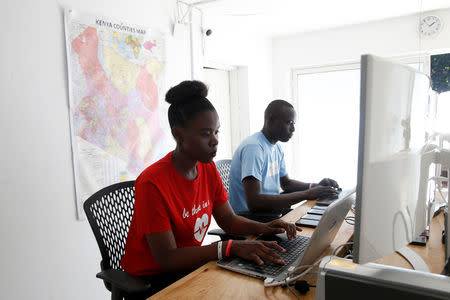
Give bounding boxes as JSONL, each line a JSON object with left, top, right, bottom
{"left": 217, "top": 189, "right": 355, "bottom": 283}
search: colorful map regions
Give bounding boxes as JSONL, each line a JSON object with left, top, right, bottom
{"left": 125, "top": 35, "right": 141, "bottom": 58}
{"left": 71, "top": 26, "right": 165, "bottom": 175}
{"left": 65, "top": 10, "right": 168, "bottom": 219}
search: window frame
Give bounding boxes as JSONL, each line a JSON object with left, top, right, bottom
{"left": 289, "top": 54, "right": 428, "bottom": 179}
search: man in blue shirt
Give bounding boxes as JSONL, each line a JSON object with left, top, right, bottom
{"left": 229, "top": 100, "right": 339, "bottom": 214}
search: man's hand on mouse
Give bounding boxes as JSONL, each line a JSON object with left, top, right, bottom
{"left": 306, "top": 185, "right": 338, "bottom": 199}
{"left": 318, "top": 178, "right": 340, "bottom": 190}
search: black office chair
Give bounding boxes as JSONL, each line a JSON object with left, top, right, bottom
{"left": 209, "top": 160, "right": 284, "bottom": 240}
{"left": 83, "top": 181, "right": 152, "bottom": 300}
{"left": 215, "top": 159, "right": 232, "bottom": 193}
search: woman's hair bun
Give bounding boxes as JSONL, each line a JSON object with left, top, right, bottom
{"left": 165, "top": 80, "right": 208, "bottom": 105}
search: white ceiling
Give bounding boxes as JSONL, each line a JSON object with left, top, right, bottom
{"left": 183, "top": 0, "right": 450, "bottom": 37}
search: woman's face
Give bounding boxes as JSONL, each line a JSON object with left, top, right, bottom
{"left": 178, "top": 109, "right": 220, "bottom": 163}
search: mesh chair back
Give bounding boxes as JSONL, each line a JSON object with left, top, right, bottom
{"left": 215, "top": 159, "right": 232, "bottom": 193}
{"left": 83, "top": 181, "right": 135, "bottom": 271}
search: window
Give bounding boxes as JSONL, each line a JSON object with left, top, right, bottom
{"left": 430, "top": 53, "right": 450, "bottom": 191}
{"left": 292, "top": 59, "right": 424, "bottom": 188}
{"left": 292, "top": 64, "right": 360, "bottom": 188}
{"left": 431, "top": 53, "right": 450, "bottom": 134}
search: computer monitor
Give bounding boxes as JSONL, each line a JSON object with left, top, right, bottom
{"left": 353, "top": 54, "right": 431, "bottom": 264}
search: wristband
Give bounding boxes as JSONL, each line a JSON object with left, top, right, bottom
{"left": 225, "top": 239, "right": 233, "bottom": 257}
{"left": 217, "top": 241, "right": 223, "bottom": 260}
{"left": 309, "top": 183, "right": 315, "bottom": 189}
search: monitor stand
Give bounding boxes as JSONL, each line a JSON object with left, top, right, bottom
{"left": 396, "top": 246, "right": 430, "bottom": 272}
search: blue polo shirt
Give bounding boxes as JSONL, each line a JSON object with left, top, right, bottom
{"left": 229, "top": 131, "right": 287, "bottom": 213}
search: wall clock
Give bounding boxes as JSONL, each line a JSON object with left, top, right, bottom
{"left": 419, "top": 15, "right": 442, "bottom": 38}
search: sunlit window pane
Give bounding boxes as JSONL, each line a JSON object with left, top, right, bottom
{"left": 296, "top": 69, "right": 360, "bottom": 188}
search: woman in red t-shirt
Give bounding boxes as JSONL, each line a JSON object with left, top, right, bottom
{"left": 121, "top": 80, "right": 298, "bottom": 297}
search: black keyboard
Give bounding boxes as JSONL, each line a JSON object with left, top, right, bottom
{"left": 316, "top": 190, "right": 341, "bottom": 206}
{"left": 237, "top": 235, "right": 310, "bottom": 277}
{"left": 317, "top": 193, "right": 339, "bottom": 201}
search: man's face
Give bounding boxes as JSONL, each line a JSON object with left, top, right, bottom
{"left": 270, "top": 107, "right": 296, "bottom": 142}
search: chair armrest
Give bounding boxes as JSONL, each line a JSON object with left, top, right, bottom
{"left": 238, "top": 211, "right": 282, "bottom": 223}
{"left": 96, "top": 269, "right": 151, "bottom": 294}
{"left": 207, "top": 228, "right": 247, "bottom": 240}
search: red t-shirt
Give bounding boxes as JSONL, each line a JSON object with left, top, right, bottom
{"left": 121, "top": 151, "right": 228, "bottom": 276}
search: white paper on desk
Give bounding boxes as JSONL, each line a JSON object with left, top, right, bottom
{"left": 291, "top": 200, "right": 307, "bottom": 210}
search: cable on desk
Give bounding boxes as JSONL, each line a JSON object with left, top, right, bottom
{"left": 264, "top": 263, "right": 317, "bottom": 287}
{"left": 332, "top": 241, "right": 354, "bottom": 256}
{"left": 345, "top": 216, "right": 355, "bottom": 225}
{"left": 284, "top": 258, "right": 324, "bottom": 285}
{"left": 287, "top": 282, "right": 301, "bottom": 300}
{"left": 264, "top": 253, "right": 347, "bottom": 288}
{"left": 285, "top": 279, "right": 317, "bottom": 298}
{"left": 269, "top": 244, "right": 354, "bottom": 287}
{"left": 292, "top": 263, "right": 316, "bottom": 274}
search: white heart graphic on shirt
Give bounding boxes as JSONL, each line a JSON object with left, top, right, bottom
{"left": 193, "top": 213, "right": 209, "bottom": 242}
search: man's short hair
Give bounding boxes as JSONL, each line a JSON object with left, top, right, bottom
{"left": 264, "top": 99, "right": 294, "bottom": 120}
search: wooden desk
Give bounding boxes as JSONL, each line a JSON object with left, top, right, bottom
{"left": 374, "top": 210, "right": 446, "bottom": 273}
{"left": 150, "top": 199, "right": 355, "bottom": 299}
{"left": 150, "top": 198, "right": 446, "bottom": 299}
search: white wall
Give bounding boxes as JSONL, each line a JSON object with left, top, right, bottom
{"left": 272, "top": 8, "right": 450, "bottom": 176}
{"left": 273, "top": 8, "right": 450, "bottom": 100}
{"left": 0, "top": 1, "right": 188, "bottom": 299}
{"left": 203, "top": 20, "right": 273, "bottom": 139}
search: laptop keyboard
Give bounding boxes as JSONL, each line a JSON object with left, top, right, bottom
{"left": 235, "top": 235, "right": 310, "bottom": 277}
